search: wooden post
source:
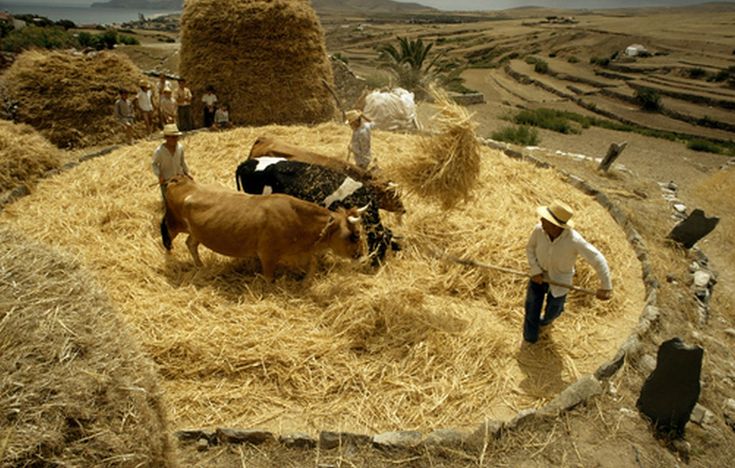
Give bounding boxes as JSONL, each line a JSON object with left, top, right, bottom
{"left": 598, "top": 141, "right": 628, "bottom": 172}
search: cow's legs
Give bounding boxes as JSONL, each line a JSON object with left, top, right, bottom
{"left": 258, "top": 252, "right": 276, "bottom": 282}
{"left": 185, "top": 235, "right": 203, "bottom": 267}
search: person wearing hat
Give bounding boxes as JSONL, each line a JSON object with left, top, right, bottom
{"left": 136, "top": 80, "right": 154, "bottom": 134}
{"left": 114, "top": 88, "right": 135, "bottom": 145}
{"left": 156, "top": 72, "right": 172, "bottom": 128}
{"left": 152, "top": 123, "right": 191, "bottom": 198}
{"left": 159, "top": 85, "right": 177, "bottom": 127}
{"left": 523, "top": 200, "right": 613, "bottom": 344}
{"left": 345, "top": 109, "right": 374, "bottom": 170}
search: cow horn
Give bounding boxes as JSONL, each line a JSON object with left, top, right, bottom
{"left": 387, "top": 182, "right": 399, "bottom": 188}
{"left": 347, "top": 215, "right": 361, "bottom": 224}
{"left": 356, "top": 204, "right": 369, "bottom": 215}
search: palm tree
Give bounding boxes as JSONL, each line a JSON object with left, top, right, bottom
{"left": 377, "top": 36, "right": 444, "bottom": 95}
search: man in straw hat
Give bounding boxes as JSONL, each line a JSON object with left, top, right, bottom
{"left": 345, "top": 109, "right": 374, "bottom": 170}
{"left": 152, "top": 123, "right": 191, "bottom": 199}
{"left": 524, "top": 200, "right": 613, "bottom": 344}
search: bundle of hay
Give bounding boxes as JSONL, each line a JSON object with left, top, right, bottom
{"left": 1, "top": 123, "right": 646, "bottom": 434}
{"left": 399, "top": 86, "right": 481, "bottom": 209}
{"left": 0, "top": 50, "right": 146, "bottom": 148}
{"left": 180, "top": 0, "right": 337, "bottom": 127}
{"left": 0, "top": 120, "right": 63, "bottom": 193}
{"left": 0, "top": 227, "right": 176, "bottom": 466}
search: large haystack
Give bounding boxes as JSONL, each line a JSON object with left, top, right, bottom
{"left": 0, "top": 50, "right": 146, "bottom": 148}
{"left": 0, "top": 119, "right": 63, "bottom": 192}
{"left": 180, "top": 0, "right": 337, "bottom": 126}
{"left": 1, "top": 123, "right": 645, "bottom": 434}
{"left": 0, "top": 227, "right": 176, "bottom": 466}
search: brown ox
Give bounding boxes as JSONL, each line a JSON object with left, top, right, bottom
{"left": 248, "top": 136, "right": 405, "bottom": 215}
{"left": 160, "top": 175, "right": 366, "bottom": 281}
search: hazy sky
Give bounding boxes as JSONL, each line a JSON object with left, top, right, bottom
{"left": 0, "top": 0, "right": 712, "bottom": 10}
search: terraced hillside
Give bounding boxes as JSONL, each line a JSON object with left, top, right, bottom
{"left": 323, "top": 6, "right": 735, "bottom": 153}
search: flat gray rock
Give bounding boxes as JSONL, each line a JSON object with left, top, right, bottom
{"left": 279, "top": 432, "right": 317, "bottom": 449}
{"left": 668, "top": 209, "right": 719, "bottom": 249}
{"left": 539, "top": 375, "right": 602, "bottom": 416}
{"left": 216, "top": 428, "right": 274, "bottom": 445}
{"left": 424, "top": 429, "right": 469, "bottom": 447}
{"left": 373, "top": 431, "right": 422, "bottom": 449}
{"left": 318, "top": 431, "right": 372, "bottom": 450}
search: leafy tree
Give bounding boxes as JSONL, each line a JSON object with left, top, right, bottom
{"left": 635, "top": 87, "right": 662, "bottom": 111}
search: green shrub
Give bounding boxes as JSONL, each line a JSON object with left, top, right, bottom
{"left": 534, "top": 59, "right": 549, "bottom": 74}
{"left": 548, "top": 52, "right": 557, "bottom": 58}
{"left": 687, "top": 67, "right": 707, "bottom": 79}
{"left": 118, "top": 34, "right": 139, "bottom": 45}
{"left": 524, "top": 55, "right": 539, "bottom": 65}
{"left": 332, "top": 52, "right": 349, "bottom": 64}
{"left": 514, "top": 108, "right": 582, "bottom": 134}
{"left": 1, "top": 25, "right": 76, "bottom": 52}
{"left": 687, "top": 139, "right": 722, "bottom": 154}
{"left": 590, "top": 56, "right": 610, "bottom": 67}
{"left": 634, "top": 87, "right": 662, "bottom": 111}
{"left": 710, "top": 69, "right": 730, "bottom": 82}
{"left": 491, "top": 125, "right": 540, "bottom": 146}
{"left": 567, "top": 56, "right": 579, "bottom": 63}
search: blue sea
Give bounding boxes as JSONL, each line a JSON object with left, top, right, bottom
{"left": 0, "top": 2, "right": 178, "bottom": 26}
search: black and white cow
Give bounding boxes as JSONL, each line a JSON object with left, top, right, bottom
{"left": 235, "top": 157, "right": 399, "bottom": 265}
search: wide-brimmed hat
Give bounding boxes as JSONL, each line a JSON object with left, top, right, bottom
{"left": 162, "top": 123, "right": 182, "bottom": 137}
{"left": 139, "top": 79, "right": 149, "bottom": 87}
{"left": 162, "top": 85, "right": 172, "bottom": 93}
{"left": 345, "top": 109, "right": 362, "bottom": 124}
{"left": 537, "top": 200, "right": 574, "bottom": 229}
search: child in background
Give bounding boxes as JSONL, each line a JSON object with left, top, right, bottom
{"left": 212, "top": 103, "right": 232, "bottom": 130}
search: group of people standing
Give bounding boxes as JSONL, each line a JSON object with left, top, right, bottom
{"left": 114, "top": 73, "right": 231, "bottom": 144}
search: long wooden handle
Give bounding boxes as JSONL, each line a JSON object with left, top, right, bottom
{"left": 441, "top": 254, "right": 598, "bottom": 295}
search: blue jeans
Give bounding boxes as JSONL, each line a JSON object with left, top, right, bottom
{"left": 523, "top": 280, "right": 567, "bottom": 343}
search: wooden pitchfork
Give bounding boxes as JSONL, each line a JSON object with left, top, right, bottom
{"left": 434, "top": 250, "right": 597, "bottom": 295}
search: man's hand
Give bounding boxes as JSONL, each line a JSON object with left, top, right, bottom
{"left": 596, "top": 289, "right": 613, "bottom": 300}
{"left": 531, "top": 274, "right": 544, "bottom": 285}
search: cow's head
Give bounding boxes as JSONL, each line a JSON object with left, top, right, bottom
{"left": 370, "top": 180, "right": 406, "bottom": 215}
{"left": 248, "top": 136, "right": 275, "bottom": 159}
{"left": 321, "top": 205, "right": 368, "bottom": 260}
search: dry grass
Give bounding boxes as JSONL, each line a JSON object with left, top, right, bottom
{"left": 0, "top": 227, "right": 176, "bottom": 466}
{"left": 694, "top": 167, "right": 735, "bottom": 266}
{"left": 0, "top": 50, "right": 146, "bottom": 148}
{"left": 180, "top": 0, "right": 336, "bottom": 127}
{"left": 0, "top": 120, "right": 63, "bottom": 193}
{"left": 398, "top": 86, "right": 481, "bottom": 209}
{"left": 0, "top": 121, "right": 645, "bottom": 434}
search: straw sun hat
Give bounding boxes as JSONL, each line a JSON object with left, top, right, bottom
{"left": 162, "top": 124, "right": 182, "bottom": 137}
{"left": 345, "top": 109, "right": 362, "bottom": 124}
{"left": 537, "top": 200, "right": 575, "bottom": 229}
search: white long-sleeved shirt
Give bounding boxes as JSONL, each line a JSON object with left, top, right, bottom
{"left": 526, "top": 223, "right": 612, "bottom": 297}
{"left": 137, "top": 89, "right": 153, "bottom": 112}
{"left": 350, "top": 121, "right": 374, "bottom": 169}
{"left": 152, "top": 142, "right": 189, "bottom": 182}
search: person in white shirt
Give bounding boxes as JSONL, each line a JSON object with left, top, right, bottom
{"left": 345, "top": 109, "right": 375, "bottom": 170}
{"left": 201, "top": 85, "right": 218, "bottom": 128}
{"left": 524, "top": 200, "right": 613, "bottom": 343}
{"left": 159, "top": 85, "right": 177, "bottom": 126}
{"left": 152, "top": 123, "right": 191, "bottom": 199}
{"left": 136, "top": 80, "right": 154, "bottom": 134}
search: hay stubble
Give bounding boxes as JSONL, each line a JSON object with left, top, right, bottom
{"left": 0, "top": 123, "right": 644, "bottom": 433}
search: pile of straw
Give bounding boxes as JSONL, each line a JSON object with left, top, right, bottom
{"left": 0, "top": 227, "right": 176, "bottom": 466}
{"left": 0, "top": 120, "right": 63, "bottom": 192}
{"left": 1, "top": 123, "right": 645, "bottom": 434}
{"left": 0, "top": 50, "right": 146, "bottom": 148}
{"left": 180, "top": 0, "right": 337, "bottom": 127}
{"left": 399, "top": 86, "right": 481, "bottom": 209}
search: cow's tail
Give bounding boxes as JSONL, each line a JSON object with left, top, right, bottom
{"left": 160, "top": 217, "right": 173, "bottom": 251}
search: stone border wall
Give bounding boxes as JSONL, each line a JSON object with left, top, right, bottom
{"left": 0, "top": 138, "right": 660, "bottom": 455}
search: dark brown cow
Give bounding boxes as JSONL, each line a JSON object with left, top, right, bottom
{"left": 160, "top": 175, "right": 366, "bottom": 281}
{"left": 248, "top": 136, "right": 405, "bottom": 214}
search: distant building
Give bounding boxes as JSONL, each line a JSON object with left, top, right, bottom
{"left": 625, "top": 44, "right": 648, "bottom": 57}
